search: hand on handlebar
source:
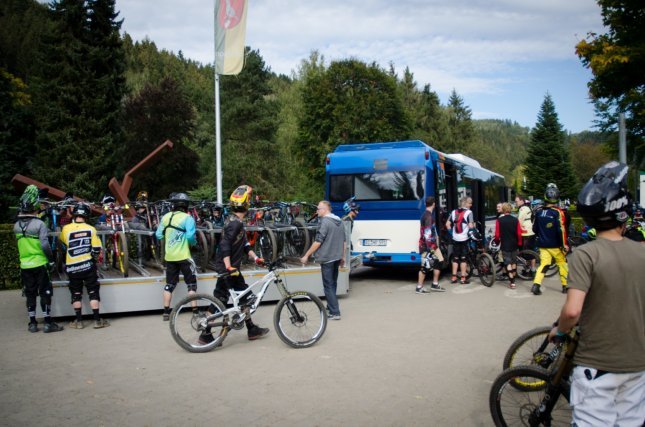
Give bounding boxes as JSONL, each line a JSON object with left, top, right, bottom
{"left": 254, "top": 257, "right": 265, "bottom": 266}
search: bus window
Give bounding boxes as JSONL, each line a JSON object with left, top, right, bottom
{"left": 329, "top": 171, "right": 425, "bottom": 202}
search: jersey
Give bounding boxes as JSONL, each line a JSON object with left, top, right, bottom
{"left": 449, "top": 208, "right": 473, "bottom": 242}
{"left": 214, "top": 216, "right": 251, "bottom": 272}
{"left": 59, "top": 221, "right": 102, "bottom": 276}
{"left": 532, "top": 206, "right": 567, "bottom": 248}
{"left": 517, "top": 205, "right": 535, "bottom": 237}
{"left": 155, "top": 211, "right": 197, "bottom": 262}
{"left": 494, "top": 214, "right": 523, "bottom": 252}
{"left": 568, "top": 238, "right": 645, "bottom": 372}
{"left": 419, "top": 210, "right": 437, "bottom": 252}
{"left": 14, "top": 215, "right": 53, "bottom": 269}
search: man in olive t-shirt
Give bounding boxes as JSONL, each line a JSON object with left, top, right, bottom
{"left": 549, "top": 161, "right": 645, "bottom": 426}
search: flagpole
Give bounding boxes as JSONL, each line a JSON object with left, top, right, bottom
{"left": 215, "top": 73, "right": 222, "bottom": 204}
{"left": 214, "top": 0, "right": 222, "bottom": 204}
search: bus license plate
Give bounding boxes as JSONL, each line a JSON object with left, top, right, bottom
{"left": 363, "top": 239, "right": 387, "bottom": 246}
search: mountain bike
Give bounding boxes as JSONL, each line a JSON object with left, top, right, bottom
{"left": 266, "top": 201, "right": 309, "bottom": 259}
{"left": 448, "top": 235, "right": 496, "bottom": 286}
{"left": 97, "top": 202, "right": 130, "bottom": 277}
{"left": 489, "top": 328, "right": 578, "bottom": 426}
{"left": 41, "top": 199, "right": 75, "bottom": 279}
{"left": 169, "top": 258, "right": 327, "bottom": 352}
{"left": 502, "top": 324, "right": 567, "bottom": 374}
{"left": 245, "top": 205, "right": 277, "bottom": 263}
{"left": 487, "top": 241, "right": 541, "bottom": 282}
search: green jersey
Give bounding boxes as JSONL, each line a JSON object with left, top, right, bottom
{"left": 14, "top": 215, "right": 53, "bottom": 269}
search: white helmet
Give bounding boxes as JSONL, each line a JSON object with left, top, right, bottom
{"left": 488, "top": 239, "right": 501, "bottom": 252}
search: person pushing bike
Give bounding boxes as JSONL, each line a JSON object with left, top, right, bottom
{"left": 203, "top": 185, "right": 269, "bottom": 343}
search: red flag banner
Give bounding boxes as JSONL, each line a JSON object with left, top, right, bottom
{"left": 214, "top": 0, "right": 248, "bottom": 75}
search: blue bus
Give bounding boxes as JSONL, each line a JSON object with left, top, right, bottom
{"left": 325, "top": 140, "right": 506, "bottom": 267}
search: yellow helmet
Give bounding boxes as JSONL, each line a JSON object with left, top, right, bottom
{"left": 229, "top": 185, "right": 252, "bottom": 210}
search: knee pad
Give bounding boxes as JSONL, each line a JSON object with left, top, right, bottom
{"left": 88, "top": 289, "right": 100, "bottom": 301}
{"left": 71, "top": 292, "right": 83, "bottom": 303}
{"left": 164, "top": 283, "right": 177, "bottom": 293}
{"left": 187, "top": 283, "right": 197, "bottom": 293}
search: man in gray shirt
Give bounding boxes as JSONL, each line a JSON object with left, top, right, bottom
{"left": 300, "top": 200, "right": 346, "bottom": 320}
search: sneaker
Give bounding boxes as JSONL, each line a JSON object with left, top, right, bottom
{"left": 531, "top": 284, "right": 542, "bottom": 296}
{"left": 248, "top": 325, "right": 270, "bottom": 340}
{"left": 162, "top": 313, "right": 170, "bottom": 321}
{"left": 415, "top": 286, "right": 430, "bottom": 294}
{"left": 430, "top": 283, "right": 446, "bottom": 292}
{"left": 450, "top": 276, "right": 458, "bottom": 284}
{"left": 198, "top": 333, "right": 214, "bottom": 345}
{"left": 93, "top": 319, "right": 110, "bottom": 329}
{"left": 562, "top": 286, "right": 568, "bottom": 294}
{"left": 328, "top": 314, "right": 342, "bottom": 320}
{"left": 509, "top": 283, "right": 516, "bottom": 289}
{"left": 28, "top": 322, "right": 39, "bottom": 333}
{"left": 68, "top": 320, "right": 84, "bottom": 329}
{"left": 43, "top": 322, "right": 64, "bottom": 333}
{"left": 460, "top": 277, "right": 470, "bottom": 285}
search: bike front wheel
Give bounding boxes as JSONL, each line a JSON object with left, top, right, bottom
{"left": 516, "top": 250, "right": 539, "bottom": 280}
{"left": 169, "top": 293, "right": 228, "bottom": 353}
{"left": 489, "top": 365, "right": 571, "bottom": 427}
{"left": 503, "top": 326, "right": 566, "bottom": 374}
{"left": 115, "top": 231, "right": 129, "bottom": 278}
{"left": 274, "top": 291, "right": 327, "bottom": 348}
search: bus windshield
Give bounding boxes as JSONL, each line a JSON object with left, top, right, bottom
{"left": 329, "top": 170, "right": 425, "bottom": 202}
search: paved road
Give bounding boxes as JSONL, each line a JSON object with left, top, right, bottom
{"left": 0, "top": 269, "right": 566, "bottom": 427}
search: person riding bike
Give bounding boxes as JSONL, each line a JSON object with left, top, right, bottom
{"left": 14, "top": 185, "right": 64, "bottom": 333}
{"left": 155, "top": 192, "right": 198, "bottom": 321}
{"left": 201, "top": 185, "right": 269, "bottom": 344}
{"left": 531, "top": 183, "right": 568, "bottom": 295}
{"left": 548, "top": 161, "right": 645, "bottom": 426}
{"left": 60, "top": 202, "right": 109, "bottom": 329}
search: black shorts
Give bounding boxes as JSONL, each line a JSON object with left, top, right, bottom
{"left": 502, "top": 250, "right": 518, "bottom": 265}
{"left": 21, "top": 266, "right": 53, "bottom": 298}
{"left": 522, "top": 235, "right": 536, "bottom": 251}
{"left": 452, "top": 241, "right": 469, "bottom": 260}
{"left": 213, "top": 272, "right": 250, "bottom": 304}
{"left": 68, "top": 268, "right": 99, "bottom": 295}
{"left": 166, "top": 259, "right": 197, "bottom": 286}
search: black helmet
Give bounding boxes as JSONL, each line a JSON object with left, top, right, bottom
{"left": 577, "top": 161, "right": 632, "bottom": 231}
{"left": 170, "top": 192, "right": 190, "bottom": 210}
{"left": 72, "top": 203, "right": 91, "bottom": 219}
{"left": 467, "top": 228, "right": 482, "bottom": 241}
{"left": 101, "top": 195, "right": 116, "bottom": 205}
{"left": 544, "top": 183, "right": 560, "bottom": 204}
{"left": 20, "top": 185, "right": 40, "bottom": 213}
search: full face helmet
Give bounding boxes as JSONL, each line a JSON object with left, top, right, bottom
{"left": 343, "top": 197, "right": 361, "bottom": 215}
{"left": 488, "top": 238, "right": 501, "bottom": 253}
{"left": 229, "top": 185, "right": 252, "bottom": 212}
{"left": 20, "top": 185, "right": 40, "bottom": 213}
{"left": 72, "top": 203, "right": 91, "bottom": 219}
{"left": 136, "top": 191, "right": 149, "bottom": 202}
{"left": 577, "top": 161, "right": 632, "bottom": 231}
{"left": 544, "top": 183, "right": 560, "bottom": 204}
{"left": 170, "top": 192, "right": 190, "bottom": 211}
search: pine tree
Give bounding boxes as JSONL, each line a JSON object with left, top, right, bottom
{"left": 445, "top": 89, "right": 475, "bottom": 153}
{"left": 32, "top": 0, "right": 126, "bottom": 200}
{"left": 525, "top": 94, "right": 578, "bottom": 200}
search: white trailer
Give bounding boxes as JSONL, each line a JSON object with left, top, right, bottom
{"left": 50, "top": 229, "right": 356, "bottom": 317}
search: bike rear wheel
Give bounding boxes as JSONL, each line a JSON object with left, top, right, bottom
{"left": 284, "top": 219, "right": 310, "bottom": 257}
{"left": 476, "top": 253, "right": 496, "bottom": 286}
{"left": 274, "top": 291, "right": 327, "bottom": 348}
{"left": 169, "top": 293, "right": 228, "bottom": 353}
{"left": 191, "top": 230, "right": 209, "bottom": 273}
{"left": 258, "top": 228, "right": 277, "bottom": 262}
{"left": 516, "top": 250, "right": 539, "bottom": 280}
{"left": 489, "top": 365, "right": 571, "bottom": 427}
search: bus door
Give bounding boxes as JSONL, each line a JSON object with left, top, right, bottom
{"left": 470, "top": 179, "right": 485, "bottom": 235}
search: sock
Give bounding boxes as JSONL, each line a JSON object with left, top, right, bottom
{"left": 75, "top": 308, "right": 82, "bottom": 322}
{"left": 29, "top": 315, "right": 37, "bottom": 324}
{"left": 92, "top": 308, "right": 100, "bottom": 321}
{"left": 164, "top": 306, "right": 171, "bottom": 314}
{"left": 44, "top": 315, "right": 52, "bottom": 324}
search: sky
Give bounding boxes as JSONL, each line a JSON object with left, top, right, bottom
{"left": 115, "top": 0, "right": 606, "bottom": 133}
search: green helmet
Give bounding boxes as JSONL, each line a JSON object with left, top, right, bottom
{"left": 20, "top": 185, "right": 40, "bottom": 212}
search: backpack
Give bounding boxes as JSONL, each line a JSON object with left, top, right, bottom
{"left": 452, "top": 209, "right": 468, "bottom": 234}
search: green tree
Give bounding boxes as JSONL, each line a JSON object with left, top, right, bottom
{"left": 569, "top": 131, "right": 611, "bottom": 184}
{"left": 298, "top": 59, "right": 410, "bottom": 184}
{"left": 445, "top": 89, "right": 475, "bottom": 153}
{"left": 576, "top": 0, "right": 645, "bottom": 168}
{"left": 524, "top": 94, "right": 578, "bottom": 199}
{"left": 122, "top": 77, "right": 199, "bottom": 199}
{"left": 31, "top": 0, "right": 126, "bottom": 199}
